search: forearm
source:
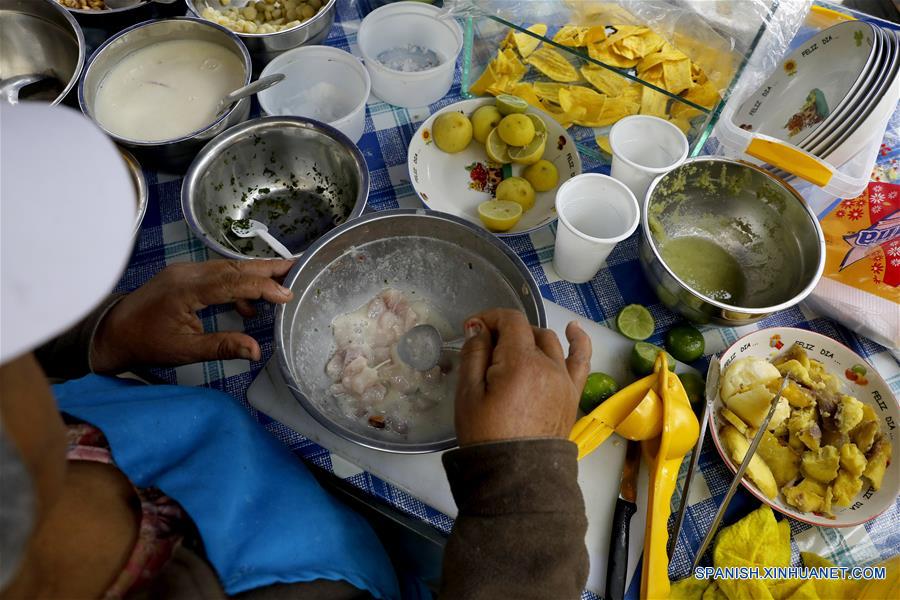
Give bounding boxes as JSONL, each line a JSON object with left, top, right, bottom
{"left": 33, "top": 294, "right": 125, "bottom": 380}
{"left": 440, "top": 439, "right": 589, "bottom": 600}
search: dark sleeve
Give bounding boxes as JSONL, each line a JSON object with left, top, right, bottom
{"left": 440, "top": 439, "right": 589, "bottom": 600}
{"left": 33, "top": 294, "right": 125, "bottom": 381}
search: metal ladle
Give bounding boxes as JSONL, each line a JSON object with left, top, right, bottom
{"left": 215, "top": 74, "right": 285, "bottom": 115}
{"left": 396, "top": 324, "right": 465, "bottom": 371}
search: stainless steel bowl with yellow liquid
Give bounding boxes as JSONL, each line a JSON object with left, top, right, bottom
{"left": 639, "top": 157, "right": 825, "bottom": 326}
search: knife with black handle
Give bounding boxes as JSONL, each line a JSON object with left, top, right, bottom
{"left": 605, "top": 439, "right": 641, "bottom": 600}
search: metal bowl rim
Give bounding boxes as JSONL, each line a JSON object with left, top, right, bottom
{"left": 77, "top": 17, "right": 252, "bottom": 147}
{"left": 62, "top": 0, "right": 151, "bottom": 16}
{"left": 185, "top": 0, "right": 337, "bottom": 39}
{"left": 119, "top": 147, "right": 148, "bottom": 236}
{"left": 181, "top": 115, "right": 370, "bottom": 261}
{"left": 17, "top": 0, "right": 86, "bottom": 105}
{"left": 273, "top": 208, "right": 548, "bottom": 454}
{"left": 641, "top": 156, "right": 826, "bottom": 314}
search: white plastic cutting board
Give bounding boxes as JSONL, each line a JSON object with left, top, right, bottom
{"left": 247, "top": 300, "right": 695, "bottom": 594}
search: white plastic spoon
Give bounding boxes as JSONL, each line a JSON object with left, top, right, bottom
{"left": 231, "top": 219, "right": 294, "bottom": 259}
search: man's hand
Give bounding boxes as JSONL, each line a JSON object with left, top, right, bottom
{"left": 90, "top": 260, "right": 294, "bottom": 373}
{"left": 455, "top": 308, "right": 592, "bottom": 446}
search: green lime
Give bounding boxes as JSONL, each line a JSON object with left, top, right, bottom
{"left": 665, "top": 324, "right": 705, "bottom": 363}
{"left": 580, "top": 372, "right": 619, "bottom": 414}
{"left": 496, "top": 93, "right": 529, "bottom": 115}
{"left": 616, "top": 304, "right": 655, "bottom": 341}
{"left": 630, "top": 342, "right": 676, "bottom": 376}
{"left": 678, "top": 372, "right": 706, "bottom": 407}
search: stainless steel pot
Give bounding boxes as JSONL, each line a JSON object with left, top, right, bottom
{"left": 0, "top": 0, "right": 85, "bottom": 105}
{"left": 78, "top": 17, "right": 252, "bottom": 172}
{"left": 275, "top": 209, "right": 546, "bottom": 453}
{"left": 119, "top": 147, "right": 148, "bottom": 238}
{"left": 182, "top": 116, "right": 369, "bottom": 260}
{"left": 639, "top": 157, "right": 825, "bottom": 326}
{"left": 186, "top": 0, "right": 337, "bottom": 66}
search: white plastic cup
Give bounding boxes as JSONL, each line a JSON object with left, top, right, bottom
{"left": 258, "top": 46, "right": 371, "bottom": 144}
{"left": 357, "top": 2, "right": 463, "bottom": 108}
{"left": 609, "top": 115, "right": 689, "bottom": 202}
{"left": 553, "top": 174, "right": 640, "bottom": 284}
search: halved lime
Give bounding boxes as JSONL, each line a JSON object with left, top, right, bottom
{"left": 477, "top": 200, "right": 522, "bottom": 232}
{"left": 631, "top": 341, "right": 676, "bottom": 376}
{"left": 496, "top": 94, "right": 529, "bottom": 115}
{"left": 485, "top": 127, "right": 511, "bottom": 164}
{"left": 616, "top": 304, "right": 654, "bottom": 341}
{"left": 580, "top": 372, "right": 619, "bottom": 413}
{"left": 665, "top": 324, "right": 705, "bottom": 363}
{"left": 508, "top": 132, "right": 547, "bottom": 165}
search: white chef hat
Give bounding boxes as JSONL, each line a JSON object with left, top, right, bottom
{"left": 0, "top": 103, "right": 136, "bottom": 364}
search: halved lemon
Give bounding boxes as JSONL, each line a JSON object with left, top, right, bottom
{"left": 526, "top": 113, "right": 548, "bottom": 137}
{"left": 478, "top": 200, "right": 523, "bottom": 232}
{"left": 485, "top": 127, "right": 512, "bottom": 164}
{"left": 509, "top": 132, "right": 547, "bottom": 165}
{"left": 496, "top": 94, "right": 529, "bottom": 115}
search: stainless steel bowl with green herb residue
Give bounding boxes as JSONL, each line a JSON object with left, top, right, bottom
{"left": 639, "top": 157, "right": 825, "bottom": 326}
{"left": 181, "top": 116, "right": 368, "bottom": 260}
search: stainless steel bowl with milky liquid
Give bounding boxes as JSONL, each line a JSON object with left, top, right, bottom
{"left": 640, "top": 157, "right": 825, "bottom": 326}
{"left": 275, "top": 209, "right": 546, "bottom": 453}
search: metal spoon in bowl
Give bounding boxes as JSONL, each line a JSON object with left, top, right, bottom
{"left": 215, "top": 74, "right": 285, "bottom": 116}
{"left": 231, "top": 219, "right": 294, "bottom": 259}
{"left": 104, "top": 0, "right": 178, "bottom": 9}
{"left": 396, "top": 324, "right": 465, "bottom": 372}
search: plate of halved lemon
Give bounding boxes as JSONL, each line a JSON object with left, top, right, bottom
{"left": 407, "top": 96, "right": 582, "bottom": 236}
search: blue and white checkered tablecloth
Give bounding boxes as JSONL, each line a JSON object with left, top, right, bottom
{"left": 112, "top": 1, "right": 899, "bottom": 598}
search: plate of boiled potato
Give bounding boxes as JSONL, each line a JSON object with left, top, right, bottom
{"left": 407, "top": 97, "right": 581, "bottom": 236}
{"left": 709, "top": 327, "right": 898, "bottom": 528}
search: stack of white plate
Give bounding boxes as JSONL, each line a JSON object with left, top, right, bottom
{"left": 732, "top": 20, "right": 900, "bottom": 176}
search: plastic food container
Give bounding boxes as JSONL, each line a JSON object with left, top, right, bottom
{"left": 258, "top": 46, "right": 370, "bottom": 144}
{"left": 357, "top": 1, "right": 463, "bottom": 108}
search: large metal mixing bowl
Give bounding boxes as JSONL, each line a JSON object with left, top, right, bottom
{"left": 275, "top": 209, "right": 546, "bottom": 453}
{"left": 0, "top": 0, "right": 85, "bottom": 105}
{"left": 640, "top": 157, "right": 825, "bottom": 326}
{"left": 78, "top": 17, "right": 252, "bottom": 171}
{"left": 182, "top": 116, "right": 368, "bottom": 260}
{"left": 186, "top": 0, "right": 337, "bottom": 65}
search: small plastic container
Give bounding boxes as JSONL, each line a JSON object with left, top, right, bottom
{"left": 258, "top": 46, "right": 370, "bottom": 144}
{"left": 357, "top": 1, "right": 463, "bottom": 108}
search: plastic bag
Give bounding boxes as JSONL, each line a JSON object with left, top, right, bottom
{"left": 442, "top": 0, "right": 810, "bottom": 95}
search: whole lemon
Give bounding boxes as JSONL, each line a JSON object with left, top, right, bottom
{"left": 496, "top": 177, "right": 536, "bottom": 211}
{"left": 433, "top": 112, "right": 473, "bottom": 153}
{"left": 497, "top": 114, "right": 535, "bottom": 147}
{"left": 522, "top": 159, "right": 559, "bottom": 192}
{"left": 471, "top": 105, "right": 503, "bottom": 144}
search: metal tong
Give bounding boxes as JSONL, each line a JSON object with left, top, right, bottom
{"left": 684, "top": 372, "right": 791, "bottom": 570}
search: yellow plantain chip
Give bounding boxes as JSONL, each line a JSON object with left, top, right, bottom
{"left": 536, "top": 100, "right": 574, "bottom": 129}
{"left": 670, "top": 102, "right": 704, "bottom": 121}
{"left": 670, "top": 576, "right": 711, "bottom": 600}
{"left": 502, "top": 24, "right": 547, "bottom": 58}
{"left": 470, "top": 64, "right": 499, "bottom": 96}
{"left": 507, "top": 82, "right": 542, "bottom": 109}
{"left": 663, "top": 58, "right": 694, "bottom": 94}
{"left": 669, "top": 116, "right": 694, "bottom": 134}
{"left": 595, "top": 135, "right": 612, "bottom": 155}
{"left": 552, "top": 25, "right": 591, "bottom": 47}
{"left": 580, "top": 65, "right": 628, "bottom": 96}
{"left": 559, "top": 86, "right": 603, "bottom": 121}
{"left": 526, "top": 47, "right": 580, "bottom": 82}
{"left": 640, "top": 86, "right": 670, "bottom": 117}
{"left": 495, "top": 48, "right": 528, "bottom": 78}
{"left": 584, "top": 25, "right": 607, "bottom": 45}
{"left": 532, "top": 81, "right": 568, "bottom": 104}
{"left": 683, "top": 80, "right": 720, "bottom": 109}
{"left": 588, "top": 43, "right": 641, "bottom": 68}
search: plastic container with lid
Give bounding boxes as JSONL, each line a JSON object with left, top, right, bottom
{"left": 357, "top": 1, "right": 463, "bottom": 108}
